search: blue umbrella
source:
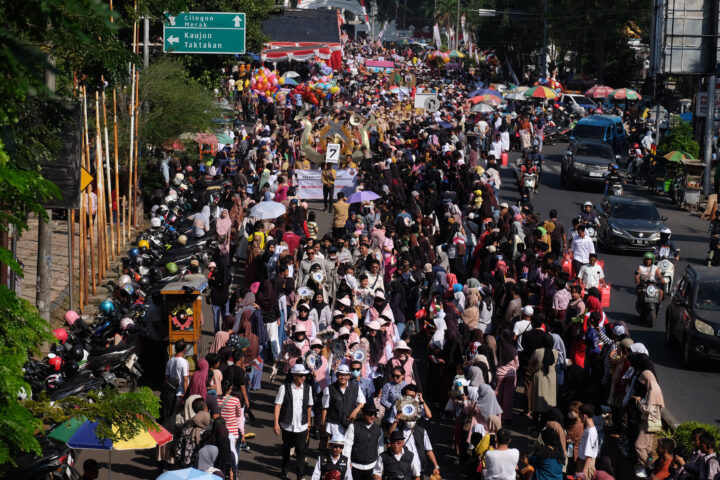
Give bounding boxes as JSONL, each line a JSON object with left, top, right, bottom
{"left": 157, "top": 468, "right": 218, "bottom": 480}
{"left": 467, "top": 89, "right": 484, "bottom": 97}
{"left": 347, "top": 191, "right": 380, "bottom": 204}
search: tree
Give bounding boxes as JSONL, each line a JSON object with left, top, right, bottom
{"left": 659, "top": 117, "right": 700, "bottom": 159}
{"left": 0, "top": 0, "right": 161, "bottom": 465}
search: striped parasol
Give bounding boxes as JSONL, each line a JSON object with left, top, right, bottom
{"left": 610, "top": 88, "right": 642, "bottom": 100}
{"left": 523, "top": 85, "right": 559, "bottom": 99}
{"left": 585, "top": 85, "right": 614, "bottom": 98}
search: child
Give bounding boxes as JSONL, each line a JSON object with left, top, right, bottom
{"left": 518, "top": 450, "right": 535, "bottom": 480}
{"left": 306, "top": 211, "right": 319, "bottom": 239}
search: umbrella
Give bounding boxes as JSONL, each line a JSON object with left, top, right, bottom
{"left": 55, "top": 419, "right": 172, "bottom": 479}
{"left": 251, "top": 201, "right": 287, "bottom": 220}
{"left": 348, "top": 191, "right": 381, "bottom": 203}
{"left": 282, "top": 77, "right": 298, "bottom": 86}
{"left": 505, "top": 92, "right": 526, "bottom": 101}
{"left": 515, "top": 86, "right": 530, "bottom": 94}
{"left": 610, "top": 88, "right": 642, "bottom": 100}
{"left": 283, "top": 71, "right": 300, "bottom": 79}
{"left": 663, "top": 150, "right": 696, "bottom": 162}
{"left": 475, "top": 89, "right": 503, "bottom": 99}
{"left": 524, "top": 86, "right": 559, "bottom": 99}
{"left": 162, "top": 139, "right": 186, "bottom": 151}
{"left": 470, "top": 103, "right": 495, "bottom": 113}
{"left": 157, "top": 468, "right": 219, "bottom": 480}
{"left": 448, "top": 50, "right": 465, "bottom": 58}
{"left": 585, "top": 85, "right": 614, "bottom": 98}
{"left": 390, "top": 86, "right": 410, "bottom": 95}
{"left": 216, "top": 133, "right": 233, "bottom": 145}
{"left": 480, "top": 95, "right": 503, "bottom": 106}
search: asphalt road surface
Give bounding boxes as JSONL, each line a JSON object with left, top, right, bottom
{"left": 74, "top": 141, "right": 720, "bottom": 480}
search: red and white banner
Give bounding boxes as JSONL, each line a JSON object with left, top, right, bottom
{"left": 358, "top": 0, "right": 371, "bottom": 26}
{"left": 433, "top": 23, "right": 442, "bottom": 50}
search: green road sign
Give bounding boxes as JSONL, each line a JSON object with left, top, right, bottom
{"left": 163, "top": 12, "right": 246, "bottom": 54}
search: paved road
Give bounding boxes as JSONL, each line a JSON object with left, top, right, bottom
{"left": 74, "top": 142, "right": 720, "bottom": 480}
{"left": 502, "top": 142, "right": 720, "bottom": 427}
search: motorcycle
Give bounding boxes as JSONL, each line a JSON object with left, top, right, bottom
{"left": 655, "top": 247, "right": 680, "bottom": 295}
{"left": 6, "top": 434, "right": 78, "bottom": 480}
{"left": 637, "top": 278, "right": 662, "bottom": 327}
{"left": 521, "top": 173, "right": 538, "bottom": 200}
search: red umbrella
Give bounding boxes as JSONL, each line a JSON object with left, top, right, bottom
{"left": 585, "top": 85, "right": 614, "bottom": 98}
{"left": 162, "top": 139, "right": 186, "bottom": 151}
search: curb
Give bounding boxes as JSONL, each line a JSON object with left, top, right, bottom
{"left": 662, "top": 407, "right": 681, "bottom": 431}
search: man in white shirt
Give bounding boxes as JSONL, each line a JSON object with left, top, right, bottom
{"left": 577, "top": 253, "right": 606, "bottom": 289}
{"left": 484, "top": 429, "right": 519, "bottom": 480}
{"left": 372, "top": 430, "right": 421, "bottom": 480}
{"left": 322, "top": 364, "right": 366, "bottom": 438}
{"left": 570, "top": 225, "right": 596, "bottom": 277}
{"left": 162, "top": 339, "right": 189, "bottom": 424}
{"left": 274, "top": 363, "right": 314, "bottom": 480}
{"left": 577, "top": 404, "right": 599, "bottom": 479}
{"left": 311, "top": 433, "right": 352, "bottom": 480}
{"left": 512, "top": 306, "right": 534, "bottom": 352}
{"left": 343, "top": 404, "right": 384, "bottom": 479}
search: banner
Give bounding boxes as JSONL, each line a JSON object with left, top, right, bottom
{"left": 295, "top": 168, "right": 358, "bottom": 200}
{"left": 433, "top": 24, "right": 442, "bottom": 50}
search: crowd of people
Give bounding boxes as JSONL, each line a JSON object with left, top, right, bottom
{"left": 154, "top": 40, "right": 719, "bottom": 480}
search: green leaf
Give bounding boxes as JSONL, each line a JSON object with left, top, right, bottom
{"left": 0, "top": 247, "right": 23, "bottom": 278}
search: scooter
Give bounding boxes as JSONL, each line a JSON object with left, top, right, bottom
{"left": 521, "top": 173, "right": 538, "bottom": 200}
{"left": 611, "top": 181, "right": 623, "bottom": 196}
{"left": 656, "top": 248, "right": 680, "bottom": 295}
{"left": 6, "top": 434, "right": 79, "bottom": 480}
{"left": 637, "top": 278, "right": 662, "bottom": 327}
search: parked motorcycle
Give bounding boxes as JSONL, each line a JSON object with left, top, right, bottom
{"left": 5, "top": 434, "right": 78, "bottom": 480}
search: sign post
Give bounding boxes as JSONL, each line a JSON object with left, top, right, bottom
{"left": 163, "top": 12, "right": 246, "bottom": 54}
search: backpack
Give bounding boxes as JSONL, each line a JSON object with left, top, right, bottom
{"left": 173, "top": 423, "right": 199, "bottom": 467}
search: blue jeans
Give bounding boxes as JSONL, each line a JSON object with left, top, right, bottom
{"left": 396, "top": 322, "right": 406, "bottom": 339}
{"left": 212, "top": 302, "right": 229, "bottom": 333}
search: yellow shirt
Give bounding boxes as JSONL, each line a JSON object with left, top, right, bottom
{"left": 321, "top": 168, "right": 336, "bottom": 186}
{"left": 298, "top": 159, "right": 311, "bottom": 170}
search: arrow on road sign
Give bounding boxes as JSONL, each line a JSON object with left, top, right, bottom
{"left": 167, "top": 35, "right": 179, "bottom": 45}
{"left": 80, "top": 166, "right": 94, "bottom": 192}
{"left": 233, "top": 15, "right": 242, "bottom": 27}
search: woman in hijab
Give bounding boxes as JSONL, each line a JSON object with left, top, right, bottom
{"left": 544, "top": 408, "right": 567, "bottom": 464}
{"left": 192, "top": 206, "right": 211, "bottom": 238}
{"left": 529, "top": 334, "right": 558, "bottom": 423}
{"left": 210, "top": 315, "right": 235, "bottom": 354}
{"left": 204, "top": 418, "right": 234, "bottom": 478}
{"left": 215, "top": 209, "right": 232, "bottom": 259}
{"left": 186, "top": 359, "right": 209, "bottom": 400}
{"left": 308, "top": 291, "right": 331, "bottom": 332}
{"left": 256, "top": 279, "right": 279, "bottom": 358}
{"left": 229, "top": 194, "right": 245, "bottom": 228}
{"left": 174, "top": 408, "right": 211, "bottom": 468}
{"left": 495, "top": 329, "right": 519, "bottom": 424}
{"left": 245, "top": 222, "right": 266, "bottom": 287}
{"left": 529, "top": 427, "right": 565, "bottom": 480}
{"left": 196, "top": 445, "right": 224, "bottom": 476}
{"left": 440, "top": 312, "right": 464, "bottom": 404}
{"left": 466, "top": 383, "right": 503, "bottom": 433}
{"left": 633, "top": 370, "right": 664, "bottom": 473}
{"left": 238, "top": 315, "right": 261, "bottom": 390}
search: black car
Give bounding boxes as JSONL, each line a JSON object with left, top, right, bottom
{"left": 597, "top": 197, "right": 669, "bottom": 251}
{"left": 666, "top": 265, "right": 720, "bottom": 368}
{"left": 561, "top": 140, "right": 619, "bottom": 187}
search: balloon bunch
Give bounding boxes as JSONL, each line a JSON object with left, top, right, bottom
{"left": 535, "top": 77, "right": 562, "bottom": 90}
{"left": 291, "top": 83, "right": 320, "bottom": 106}
{"left": 427, "top": 51, "right": 450, "bottom": 63}
{"left": 311, "top": 76, "right": 340, "bottom": 96}
{"left": 250, "top": 67, "right": 280, "bottom": 102}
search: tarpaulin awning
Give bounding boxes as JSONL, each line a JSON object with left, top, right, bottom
{"left": 196, "top": 133, "right": 218, "bottom": 146}
{"left": 262, "top": 42, "right": 343, "bottom": 70}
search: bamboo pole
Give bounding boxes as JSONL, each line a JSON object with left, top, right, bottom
{"left": 127, "top": 64, "right": 136, "bottom": 241}
{"left": 82, "top": 87, "right": 96, "bottom": 294}
{"left": 102, "top": 88, "right": 115, "bottom": 260}
{"left": 69, "top": 209, "right": 75, "bottom": 308}
{"left": 94, "top": 91, "right": 107, "bottom": 278}
{"left": 133, "top": 68, "right": 140, "bottom": 229}
{"left": 78, "top": 141, "right": 85, "bottom": 310}
{"left": 113, "top": 89, "right": 121, "bottom": 252}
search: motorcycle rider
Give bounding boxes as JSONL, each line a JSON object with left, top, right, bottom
{"left": 519, "top": 154, "right": 539, "bottom": 194}
{"left": 603, "top": 163, "right": 623, "bottom": 197}
{"left": 627, "top": 142, "right": 644, "bottom": 180}
{"left": 529, "top": 145, "right": 544, "bottom": 176}
{"left": 653, "top": 228, "right": 679, "bottom": 261}
{"left": 635, "top": 252, "right": 664, "bottom": 305}
{"left": 579, "top": 201, "right": 600, "bottom": 227}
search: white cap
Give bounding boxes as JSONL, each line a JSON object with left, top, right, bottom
{"left": 294, "top": 324, "right": 306, "bottom": 333}
{"left": 310, "top": 337, "right": 323, "bottom": 347}
{"left": 338, "top": 297, "right": 352, "bottom": 307}
{"left": 500, "top": 202, "right": 509, "bottom": 209}
{"left": 329, "top": 432, "right": 345, "bottom": 445}
{"left": 338, "top": 327, "right": 351, "bottom": 336}
{"left": 374, "top": 290, "right": 385, "bottom": 299}
{"left": 522, "top": 305, "right": 534, "bottom": 316}
{"left": 394, "top": 340, "right": 411, "bottom": 351}
{"left": 208, "top": 261, "right": 217, "bottom": 268}
{"left": 333, "top": 310, "right": 344, "bottom": 318}
{"left": 613, "top": 324, "right": 626, "bottom": 336}
{"left": 367, "top": 320, "right": 381, "bottom": 330}
{"left": 336, "top": 364, "right": 351, "bottom": 375}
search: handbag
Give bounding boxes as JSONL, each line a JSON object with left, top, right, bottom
{"left": 647, "top": 416, "right": 662, "bottom": 433}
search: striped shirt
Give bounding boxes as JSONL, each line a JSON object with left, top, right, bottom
{"left": 219, "top": 394, "right": 242, "bottom": 436}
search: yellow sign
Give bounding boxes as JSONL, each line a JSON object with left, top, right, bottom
{"left": 80, "top": 166, "right": 94, "bottom": 192}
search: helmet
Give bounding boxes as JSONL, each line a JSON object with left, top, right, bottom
{"left": 120, "top": 317, "right": 135, "bottom": 330}
{"left": 660, "top": 227, "right": 671, "bottom": 238}
{"left": 100, "top": 299, "right": 115, "bottom": 314}
{"left": 179, "top": 183, "right": 188, "bottom": 192}
{"left": 138, "top": 239, "right": 150, "bottom": 250}
{"left": 70, "top": 344, "right": 84, "bottom": 362}
{"left": 185, "top": 165, "right": 193, "bottom": 173}
{"left": 64, "top": 310, "right": 80, "bottom": 326}
{"left": 150, "top": 267, "right": 163, "bottom": 283}
{"left": 128, "top": 248, "right": 140, "bottom": 259}
{"left": 611, "top": 163, "right": 619, "bottom": 170}
{"left": 52, "top": 328, "right": 68, "bottom": 344}
{"left": 138, "top": 276, "right": 151, "bottom": 289}
{"left": 121, "top": 283, "right": 134, "bottom": 296}
{"left": 177, "top": 234, "right": 188, "bottom": 246}
{"left": 134, "top": 256, "right": 145, "bottom": 267}
{"left": 175, "top": 172, "right": 185, "bottom": 182}
{"left": 643, "top": 252, "right": 655, "bottom": 261}
{"left": 583, "top": 201, "right": 593, "bottom": 208}
{"left": 150, "top": 217, "right": 162, "bottom": 228}
{"left": 634, "top": 143, "right": 640, "bottom": 149}
{"left": 165, "top": 262, "right": 178, "bottom": 275}
{"left": 151, "top": 205, "right": 160, "bottom": 214}
{"left": 118, "top": 274, "right": 132, "bottom": 287}
{"left": 164, "top": 195, "right": 175, "bottom": 205}
{"left": 47, "top": 354, "right": 64, "bottom": 372}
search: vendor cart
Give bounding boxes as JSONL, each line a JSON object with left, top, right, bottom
{"left": 677, "top": 159, "right": 705, "bottom": 211}
{"left": 161, "top": 277, "right": 207, "bottom": 371}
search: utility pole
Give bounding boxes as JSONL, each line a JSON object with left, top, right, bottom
{"left": 143, "top": 17, "right": 150, "bottom": 69}
{"left": 703, "top": 0, "right": 719, "bottom": 194}
{"left": 37, "top": 54, "right": 55, "bottom": 320}
{"left": 541, "top": 0, "right": 548, "bottom": 77}
{"left": 455, "top": 0, "right": 460, "bottom": 50}
{"left": 371, "top": 2, "right": 376, "bottom": 40}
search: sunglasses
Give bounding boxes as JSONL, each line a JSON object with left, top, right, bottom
{"left": 331, "top": 444, "right": 343, "bottom": 448}
{"left": 352, "top": 368, "right": 362, "bottom": 372}
{"left": 393, "top": 374, "right": 403, "bottom": 379}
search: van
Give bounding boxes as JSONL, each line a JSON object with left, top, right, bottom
{"left": 559, "top": 93, "right": 596, "bottom": 115}
{"left": 570, "top": 115, "right": 626, "bottom": 156}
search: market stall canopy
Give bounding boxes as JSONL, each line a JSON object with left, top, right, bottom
{"left": 196, "top": 133, "right": 218, "bottom": 146}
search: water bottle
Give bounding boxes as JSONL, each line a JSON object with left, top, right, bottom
{"left": 567, "top": 441, "right": 573, "bottom": 459}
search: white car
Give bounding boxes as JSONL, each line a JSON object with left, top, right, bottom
{"left": 560, "top": 93, "right": 596, "bottom": 115}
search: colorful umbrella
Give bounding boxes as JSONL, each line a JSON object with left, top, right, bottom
{"left": 610, "top": 88, "right": 642, "bottom": 100}
{"left": 523, "top": 86, "right": 559, "bottom": 99}
{"left": 663, "top": 150, "right": 696, "bottom": 162}
{"left": 157, "top": 469, "right": 219, "bottom": 480}
{"left": 480, "top": 95, "right": 503, "bottom": 106}
{"left": 475, "top": 89, "right": 503, "bottom": 99}
{"left": 585, "top": 85, "right": 614, "bottom": 98}
{"left": 515, "top": 86, "right": 530, "bottom": 94}
{"left": 282, "top": 77, "right": 298, "bottom": 86}
{"left": 448, "top": 50, "right": 465, "bottom": 58}
{"left": 489, "top": 83, "right": 507, "bottom": 92}
{"left": 348, "top": 191, "right": 381, "bottom": 203}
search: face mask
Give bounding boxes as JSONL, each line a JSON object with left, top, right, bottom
{"left": 405, "top": 421, "right": 416, "bottom": 429}
{"left": 352, "top": 370, "right": 361, "bottom": 379}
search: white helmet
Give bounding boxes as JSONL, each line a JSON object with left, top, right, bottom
{"left": 151, "top": 205, "right": 160, "bottom": 214}
{"left": 164, "top": 195, "right": 175, "bottom": 205}
{"left": 168, "top": 189, "right": 178, "bottom": 199}
{"left": 120, "top": 317, "right": 135, "bottom": 330}
{"left": 150, "top": 217, "right": 162, "bottom": 228}
{"left": 584, "top": 201, "right": 593, "bottom": 208}
{"left": 660, "top": 227, "right": 671, "bottom": 238}
{"left": 178, "top": 183, "right": 188, "bottom": 191}
{"left": 174, "top": 172, "right": 185, "bottom": 182}
{"left": 118, "top": 274, "right": 132, "bottom": 287}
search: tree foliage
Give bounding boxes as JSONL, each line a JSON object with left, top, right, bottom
{"left": 660, "top": 117, "right": 700, "bottom": 159}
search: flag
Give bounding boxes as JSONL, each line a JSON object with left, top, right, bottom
{"left": 337, "top": 8, "right": 344, "bottom": 35}
{"left": 358, "top": 0, "right": 371, "bottom": 26}
{"left": 461, "top": 14, "right": 467, "bottom": 46}
{"left": 446, "top": 27, "right": 454, "bottom": 47}
{"left": 433, "top": 23, "right": 442, "bottom": 50}
{"left": 506, "top": 57, "right": 520, "bottom": 85}
{"left": 378, "top": 20, "right": 388, "bottom": 40}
